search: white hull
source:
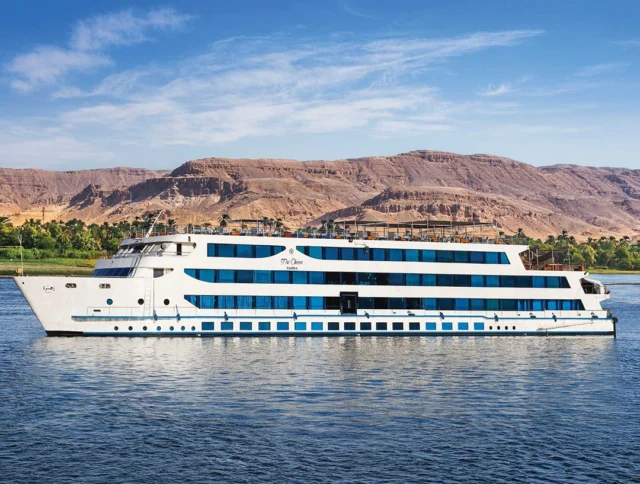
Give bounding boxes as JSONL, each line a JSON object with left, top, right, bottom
{"left": 15, "top": 234, "right": 616, "bottom": 337}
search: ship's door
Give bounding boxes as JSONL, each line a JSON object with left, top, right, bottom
{"left": 340, "top": 292, "right": 358, "bottom": 315}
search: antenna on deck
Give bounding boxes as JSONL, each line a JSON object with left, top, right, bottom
{"left": 145, "top": 210, "right": 165, "bottom": 237}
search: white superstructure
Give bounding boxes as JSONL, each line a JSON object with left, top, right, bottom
{"left": 15, "top": 232, "right": 615, "bottom": 336}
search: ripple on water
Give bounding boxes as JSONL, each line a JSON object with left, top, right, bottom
{"left": 1, "top": 278, "right": 640, "bottom": 483}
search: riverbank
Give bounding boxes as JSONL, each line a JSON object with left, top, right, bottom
{"left": 589, "top": 269, "right": 640, "bottom": 274}
{"left": 0, "top": 259, "right": 96, "bottom": 277}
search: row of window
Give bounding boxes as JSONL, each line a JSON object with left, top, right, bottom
{"left": 296, "top": 246, "right": 510, "bottom": 264}
{"left": 184, "top": 295, "right": 585, "bottom": 311}
{"left": 92, "top": 268, "right": 134, "bottom": 278}
{"left": 207, "top": 244, "right": 286, "bottom": 258}
{"left": 185, "top": 269, "right": 569, "bottom": 289}
{"left": 199, "top": 321, "right": 507, "bottom": 331}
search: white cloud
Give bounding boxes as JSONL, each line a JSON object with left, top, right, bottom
{"left": 477, "top": 83, "right": 513, "bottom": 96}
{"left": 5, "top": 8, "right": 192, "bottom": 92}
{"left": 574, "top": 62, "right": 627, "bottom": 77}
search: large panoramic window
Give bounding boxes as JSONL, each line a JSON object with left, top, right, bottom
{"left": 296, "top": 246, "right": 510, "bottom": 264}
{"left": 184, "top": 268, "right": 570, "bottom": 289}
{"left": 207, "top": 243, "right": 286, "bottom": 258}
{"left": 183, "top": 294, "right": 584, "bottom": 312}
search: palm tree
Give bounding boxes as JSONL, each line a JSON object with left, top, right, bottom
{"left": 219, "top": 213, "right": 230, "bottom": 228}
{"left": 0, "top": 216, "right": 12, "bottom": 228}
{"left": 167, "top": 219, "right": 177, "bottom": 233}
{"left": 320, "top": 219, "right": 327, "bottom": 234}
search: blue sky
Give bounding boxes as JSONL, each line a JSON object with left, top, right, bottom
{"left": 1, "top": 0, "right": 639, "bottom": 169}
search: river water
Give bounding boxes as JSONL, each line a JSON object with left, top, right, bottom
{"left": 0, "top": 276, "right": 639, "bottom": 483}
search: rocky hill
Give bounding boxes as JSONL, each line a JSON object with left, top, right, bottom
{"left": 1, "top": 150, "right": 639, "bottom": 238}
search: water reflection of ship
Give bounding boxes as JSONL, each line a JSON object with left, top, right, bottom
{"left": 32, "top": 336, "right": 617, "bottom": 394}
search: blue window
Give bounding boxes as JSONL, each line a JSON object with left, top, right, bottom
{"left": 471, "top": 275, "right": 485, "bottom": 287}
{"left": 392, "top": 322, "right": 403, "bottom": 331}
{"left": 389, "top": 273, "right": 405, "bottom": 285}
{"left": 217, "top": 244, "right": 234, "bottom": 257}
{"left": 533, "top": 300, "right": 544, "bottom": 311}
{"left": 277, "top": 322, "right": 289, "bottom": 331}
{"left": 218, "top": 296, "right": 235, "bottom": 309}
{"left": 437, "top": 274, "right": 453, "bottom": 286}
{"left": 308, "top": 246, "right": 322, "bottom": 259}
{"left": 486, "top": 275, "right": 500, "bottom": 287}
{"left": 389, "top": 298, "right": 404, "bottom": 309}
{"left": 423, "top": 298, "right": 437, "bottom": 310}
{"left": 485, "top": 252, "right": 499, "bottom": 264}
{"left": 237, "top": 270, "right": 253, "bottom": 284}
{"left": 254, "top": 270, "right": 272, "bottom": 284}
{"left": 358, "top": 297, "right": 374, "bottom": 309}
{"left": 218, "top": 270, "right": 235, "bottom": 283}
{"left": 422, "top": 274, "right": 436, "bottom": 286}
{"left": 311, "top": 322, "right": 323, "bottom": 330}
{"left": 344, "top": 322, "right": 356, "bottom": 330}
{"left": 308, "top": 297, "right": 324, "bottom": 310}
{"left": 274, "top": 271, "right": 291, "bottom": 284}
{"left": 341, "top": 248, "right": 355, "bottom": 260}
{"left": 470, "top": 299, "right": 485, "bottom": 310}
{"left": 255, "top": 245, "right": 272, "bottom": 258}
{"left": 547, "top": 277, "right": 560, "bottom": 289}
{"left": 501, "top": 276, "right": 516, "bottom": 287}
{"left": 389, "top": 249, "right": 403, "bottom": 261}
{"left": 328, "top": 322, "right": 339, "bottom": 331}
{"left": 458, "top": 322, "right": 469, "bottom": 330}
{"left": 185, "top": 268, "right": 197, "bottom": 279}
{"left": 561, "top": 300, "right": 572, "bottom": 310}
{"left": 442, "top": 322, "right": 453, "bottom": 331}
{"left": 439, "top": 299, "right": 454, "bottom": 311}
{"left": 437, "top": 251, "right": 453, "bottom": 263}
{"left": 356, "top": 248, "right": 370, "bottom": 260}
{"left": 532, "top": 276, "right": 545, "bottom": 288}
{"left": 200, "top": 269, "right": 215, "bottom": 282}
{"left": 474, "top": 322, "right": 485, "bottom": 330}
{"left": 376, "top": 322, "right": 388, "bottom": 330}
{"left": 453, "top": 274, "right": 471, "bottom": 287}
{"left": 293, "top": 296, "right": 307, "bottom": 310}
{"left": 206, "top": 245, "right": 215, "bottom": 257}
{"left": 273, "top": 296, "right": 290, "bottom": 309}
{"left": 221, "top": 322, "right": 233, "bottom": 330}
{"left": 453, "top": 251, "right": 470, "bottom": 263}
{"left": 409, "top": 322, "right": 420, "bottom": 330}
{"left": 547, "top": 300, "right": 558, "bottom": 310}
{"left": 486, "top": 299, "right": 500, "bottom": 310}
{"left": 516, "top": 276, "right": 531, "bottom": 288}
{"left": 421, "top": 250, "right": 436, "bottom": 262}
{"left": 325, "top": 247, "right": 339, "bottom": 260}
{"left": 292, "top": 271, "right": 308, "bottom": 284}
{"left": 237, "top": 296, "right": 253, "bottom": 309}
{"left": 455, "top": 299, "right": 469, "bottom": 310}
{"left": 360, "top": 322, "right": 372, "bottom": 331}
{"left": 259, "top": 322, "right": 271, "bottom": 330}
{"left": 295, "top": 322, "right": 307, "bottom": 331}
{"left": 202, "top": 322, "right": 214, "bottom": 331}
{"left": 200, "top": 295, "right": 215, "bottom": 309}
{"left": 184, "top": 295, "right": 197, "bottom": 305}
{"left": 501, "top": 299, "right": 517, "bottom": 311}
{"left": 406, "top": 274, "right": 420, "bottom": 286}
{"left": 236, "top": 245, "right": 253, "bottom": 258}
{"left": 518, "top": 300, "right": 531, "bottom": 311}
{"left": 308, "top": 272, "right": 324, "bottom": 284}
{"left": 240, "top": 322, "right": 252, "bottom": 331}
{"left": 426, "top": 322, "right": 437, "bottom": 330}
{"left": 255, "top": 296, "right": 272, "bottom": 309}
{"left": 470, "top": 251, "right": 485, "bottom": 264}
{"left": 372, "top": 249, "right": 386, "bottom": 261}
{"left": 500, "top": 253, "right": 510, "bottom": 264}
{"left": 405, "top": 249, "right": 419, "bottom": 262}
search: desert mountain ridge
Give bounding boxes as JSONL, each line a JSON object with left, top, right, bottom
{"left": 1, "top": 150, "right": 639, "bottom": 239}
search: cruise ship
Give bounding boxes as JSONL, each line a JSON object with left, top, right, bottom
{"left": 15, "top": 220, "right": 616, "bottom": 337}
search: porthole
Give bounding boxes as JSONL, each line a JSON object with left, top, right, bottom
{"left": 497, "top": 326, "right": 501, "bottom": 330}
{"left": 164, "top": 299, "right": 170, "bottom": 306}
{"left": 138, "top": 298, "right": 144, "bottom": 305}
{"left": 170, "top": 326, "right": 174, "bottom": 331}
{"left": 129, "top": 326, "right": 133, "bottom": 331}
{"left": 157, "top": 326, "right": 161, "bottom": 331}
{"left": 512, "top": 326, "right": 516, "bottom": 330}
{"left": 191, "top": 326, "right": 195, "bottom": 331}
{"left": 489, "top": 326, "right": 493, "bottom": 330}
{"left": 143, "top": 326, "right": 147, "bottom": 331}
{"left": 106, "top": 298, "right": 113, "bottom": 306}
{"left": 181, "top": 326, "right": 185, "bottom": 331}
{"left": 114, "top": 326, "right": 119, "bottom": 331}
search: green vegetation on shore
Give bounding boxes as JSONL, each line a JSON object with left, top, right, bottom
{"left": 2, "top": 216, "right": 640, "bottom": 275}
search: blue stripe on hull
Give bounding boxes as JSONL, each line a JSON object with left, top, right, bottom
{"left": 80, "top": 331, "right": 614, "bottom": 337}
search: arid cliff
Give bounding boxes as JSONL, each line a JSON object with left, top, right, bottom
{"left": 2, "top": 150, "right": 639, "bottom": 238}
